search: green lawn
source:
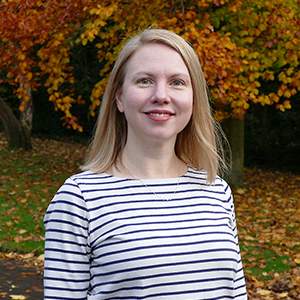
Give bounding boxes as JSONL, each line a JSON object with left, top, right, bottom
{"left": 0, "top": 134, "right": 86, "bottom": 254}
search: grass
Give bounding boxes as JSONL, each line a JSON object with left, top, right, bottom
{"left": 240, "top": 243, "right": 292, "bottom": 280}
{"left": 0, "top": 133, "right": 86, "bottom": 255}
{"left": 235, "top": 167, "right": 300, "bottom": 286}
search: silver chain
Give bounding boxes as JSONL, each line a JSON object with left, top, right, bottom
{"left": 138, "top": 177, "right": 180, "bottom": 201}
{"left": 125, "top": 167, "right": 181, "bottom": 201}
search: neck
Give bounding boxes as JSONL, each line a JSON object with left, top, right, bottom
{"left": 112, "top": 142, "right": 187, "bottom": 179}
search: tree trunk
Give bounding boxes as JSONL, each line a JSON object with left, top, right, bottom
{"left": 0, "top": 96, "right": 32, "bottom": 150}
{"left": 222, "top": 117, "right": 244, "bottom": 188}
{"left": 19, "top": 82, "right": 33, "bottom": 147}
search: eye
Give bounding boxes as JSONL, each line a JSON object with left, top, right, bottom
{"left": 138, "top": 78, "right": 151, "bottom": 84}
{"left": 171, "top": 79, "right": 184, "bottom": 86}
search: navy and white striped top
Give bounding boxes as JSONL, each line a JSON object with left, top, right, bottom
{"left": 44, "top": 166, "right": 247, "bottom": 300}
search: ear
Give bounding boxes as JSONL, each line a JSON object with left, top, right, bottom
{"left": 115, "top": 88, "right": 124, "bottom": 113}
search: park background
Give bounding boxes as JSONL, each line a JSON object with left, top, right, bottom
{"left": 0, "top": 0, "right": 299, "bottom": 299}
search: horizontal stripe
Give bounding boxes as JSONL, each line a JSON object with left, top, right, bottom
{"left": 93, "top": 267, "right": 237, "bottom": 288}
{"left": 90, "top": 257, "right": 239, "bottom": 277}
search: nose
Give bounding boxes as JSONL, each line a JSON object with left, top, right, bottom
{"left": 151, "top": 82, "right": 171, "bottom": 104}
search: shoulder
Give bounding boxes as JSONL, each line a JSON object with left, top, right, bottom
{"left": 69, "top": 170, "right": 106, "bottom": 182}
{"left": 187, "top": 166, "right": 230, "bottom": 188}
{"left": 186, "top": 166, "right": 232, "bottom": 200}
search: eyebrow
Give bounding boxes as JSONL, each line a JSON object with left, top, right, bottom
{"left": 131, "top": 71, "right": 191, "bottom": 80}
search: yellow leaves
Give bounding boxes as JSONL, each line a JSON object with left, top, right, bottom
{"left": 284, "top": 90, "right": 292, "bottom": 98}
{"left": 236, "top": 188, "right": 246, "bottom": 195}
{"left": 290, "top": 54, "right": 298, "bottom": 63}
{"left": 61, "top": 115, "right": 83, "bottom": 132}
{"left": 52, "top": 40, "right": 61, "bottom": 47}
{"left": 286, "top": 68, "right": 294, "bottom": 76}
{"left": 249, "top": 92, "right": 255, "bottom": 99}
{"left": 82, "top": 38, "right": 88, "bottom": 46}
{"left": 276, "top": 100, "right": 292, "bottom": 112}
{"left": 294, "top": 254, "right": 300, "bottom": 264}
{"left": 24, "top": 95, "right": 30, "bottom": 102}
{"left": 18, "top": 53, "right": 25, "bottom": 60}
{"left": 7, "top": 71, "right": 13, "bottom": 79}
{"left": 90, "top": 7, "right": 102, "bottom": 15}
{"left": 249, "top": 73, "right": 259, "bottom": 82}
{"left": 186, "top": 10, "right": 196, "bottom": 20}
{"left": 269, "top": 93, "right": 280, "bottom": 103}
{"left": 257, "top": 289, "right": 272, "bottom": 296}
{"left": 287, "top": 9, "right": 296, "bottom": 19}
{"left": 263, "top": 96, "right": 271, "bottom": 105}
{"left": 248, "top": 51, "right": 260, "bottom": 59}
{"left": 49, "top": 94, "right": 56, "bottom": 102}
{"left": 53, "top": 77, "right": 64, "bottom": 90}
{"left": 197, "top": 0, "right": 210, "bottom": 9}
{"left": 283, "top": 100, "right": 291, "bottom": 109}
{"left": 228, "top": 0, "right": 243, "bottom": 12}
{"left": 9, "top": 295, "right": 27, "bottom": 300}
{"left": 62, "top": 95, "right": 72, "bottom": 104}
{"left": 277, "top": 292, "right": 290, "bottom": 298}
{"left": 278, "top": 72, "right": 293, "bottom": 84}
{"left": 25, "top": 72, "right": 32, "bottom": 81}
{"left": 259, "top": 24, "right": 266, "bottom": 31}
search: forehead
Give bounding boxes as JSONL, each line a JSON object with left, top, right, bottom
{"left": 125, "top": 43, "right": 190, "bottom": 75}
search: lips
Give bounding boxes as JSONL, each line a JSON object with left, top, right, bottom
{"left": 144, "top": 110, "right": 174, "bottom": 122}
{"left": 145, "top": 110, "right": 175, "bottom": 117}
{"left": 147, "top": 112, "right": 172, "bottom": 117}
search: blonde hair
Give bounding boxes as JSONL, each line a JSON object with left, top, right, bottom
{"left": 81, "top": 28, "right": 228, "bottom": 184}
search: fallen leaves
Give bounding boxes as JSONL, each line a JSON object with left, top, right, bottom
{"left": 0, "top": 255, "right": 43, "bottom": 300}
{"left": 246, "top": 268, "right": 300, "bottom": 299}
{"left": 9, "top": 295, "right": 27, "bottom": 300}
{"left": 0, "top": 293, "right": 7, "bottom": 298}
{"left": 1, "top": 133, "right": 299, "bottom": 299}
{"left": 0, "top": 132, "right": 86, "bottom": 254}
{"left": 234, "top": 168, "right": 300, "bottom": 299}
{"left": 257, "top": 289, "right": 272, "bottom": 296}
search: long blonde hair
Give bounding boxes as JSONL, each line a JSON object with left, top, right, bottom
{"left": 81, "top": 28, "right": 228, "bottom": 183}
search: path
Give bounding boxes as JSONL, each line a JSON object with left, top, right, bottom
{"left": 0, "top": 258, "right": 43, "bottom": 299}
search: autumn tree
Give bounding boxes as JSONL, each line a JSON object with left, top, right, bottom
{"left": 210, "top": 0, "right": 300, "bottom": 185}
{"left": 0, "top": 0, "right": 299, "bottom": 185}
{"left": 79, "top": 0, "right": 299, "bottom": 185}
{"left": 0, "top": 0, "right": 88, "bottom": 149}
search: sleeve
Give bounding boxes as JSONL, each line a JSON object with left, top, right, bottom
{"left": 43, "top": 178, "right": 91, "bottom": 300}
{"left": 224, "top": 181, "right": 248, "bottom": 299}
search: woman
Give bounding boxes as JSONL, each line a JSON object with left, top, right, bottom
{"left": 44, "top": 28, "right": 247, "bottom": 299}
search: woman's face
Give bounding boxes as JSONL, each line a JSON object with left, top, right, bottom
{"left": 116, "top": 43, "right": 193, "bottom": 147}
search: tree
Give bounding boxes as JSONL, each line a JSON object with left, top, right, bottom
{"left": 0, "top": 96, "right": 32, "bottom": 150}
{"left": 79, "top": 0, "right": 299, "bottom": 185}
{"left": 210, "top": 0, "right": 299, "bottom": 185}
{"left": 0, "top": 0, "right": 299, "bottom": 186}
{"left": 0, "top": 0, "right": 88, "bottom": 148}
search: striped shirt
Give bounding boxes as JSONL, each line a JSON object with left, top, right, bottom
{"left": 44, "top": 166, "right": 247, "bottom": 300}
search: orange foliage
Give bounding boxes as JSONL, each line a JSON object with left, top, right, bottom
{"left": 77, "top": 0, "right": 300, "bottom": 122}
{"left": 0, "top": 0, "right": 299, "bottom": 129}
{"left": 0, "top": 0, "right": 87, "bottom": 131}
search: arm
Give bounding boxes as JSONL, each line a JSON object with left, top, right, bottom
{"left": 224, "top": 182, "right": 248, "bottom": 299}
{"left": 44, "top": 178, "right": 90, "bottom": 300}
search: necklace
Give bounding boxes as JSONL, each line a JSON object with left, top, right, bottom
{"left": 138, "top": 176, "right": 180, "bottom": 201}
{"left": 126, "top": 167, "right": 181, "bottom": 201}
